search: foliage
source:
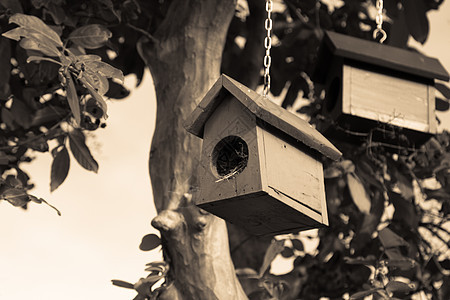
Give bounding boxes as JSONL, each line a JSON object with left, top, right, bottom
{"left": 0, "top": 0, "right": 145, "bottom": 210}
{"left": 1, "top": 0, "right": 450, "bottom": 300}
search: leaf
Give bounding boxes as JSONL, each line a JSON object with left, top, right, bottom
{"left": 346, "top": 172, "right": 371, "bottom": 214}
{"left": 27, "top": 56, "right": 62, "bottom": 65}
{"left": 82, "top": 70, "right": 109, "bottom": 96}
{"left": 111, "top": 279, "right": 135, "bottom": 289}
{"left": 79, "top": 76, "right": 108, "bottom": 117}
{"left": 139, "top": 234, "right": 161, "bottom": 251}
{"left": 84, "top": 60, "right": 124, "bottom": 83}
{"left": 50, "top": 146, "right": 70, "bottom": 192}
{"left": 435, "top": 97, "right": 450, "bottom": 112}
{"left": 0, "top": 37, "right": 11, "bottom": 100}
{"left": 0, "top": 0, "right": 23, "bottom": 13}
{"left": 64, "top": 73, "right": 81, "bottom": 126}
{"left": 68, "top": 129, "right": 98, "bottom": 173}
{"left": 385, "top": 281, "right": 415, "bottom": 295}
{"left": 291, "top": 239, "right": 304, "bottom": 251}
{"left": 403, "top": 0, "right": 429, "bottom": 44}
{"left": 1, "top": 187, "right": 29, "bottom": 207}
{"left": 105, "top": 81, "right": 130, "bottom": 99}
{"left": 378, "top": 227, "right": 409, "bottom": 249}
{"left": 349, "top": 288, "right": 383, "bottom": 299}
{"left": 19, "top": 37, "right": 60, "bottom": 57}
{"left": 436, "top": 82, "right": 450, "bottom": 99}
{"left": 259, "top": 239, "right": 285, "bottom": 277}
{"left": 280, "top": 246, "right": 294, "bottom": 258}
{"left": 68, "top": 24, "right": 112, "bottom": 49}
{"left": 389, "top": 191, "right": 419, "bottom": 230}
{"left": 10, "top": 98, "right": 32, "bottom": 129}
{"left": 31, "top": 106, "right": 67, "bottom": 127}
{"left": 7, "top": 13, "right": 62, "bottom": 46}
{"left": 385, "top": 258, "right": 417, "bottom": 270}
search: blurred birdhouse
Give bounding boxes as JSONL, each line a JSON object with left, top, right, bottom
{"left": 184, "top": 74, "right": 341, "bottom": 236}
{"left": 313, "top": 31, "right": 449, "bottom": 149}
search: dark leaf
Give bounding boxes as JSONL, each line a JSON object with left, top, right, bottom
{"left": 280, "top": 246, "right": 294, "bottom": 258}
{"left": 96, "top": 0, "right": 121, "bottom": 21}
{"left": 386, "top": 258, "right": 417, "bottom": 270}
{"left": 69, "top": 24, "right": 112, "bottom": 49}
{"left": 349, "top": 288, "right": 383, "bottom": 299}
{"left": 1, "top": 187, "right": 30, "bottom": 207}
{"left": 139, "top": 234, "right": 161, "bottom": 251}
{"left": 346, "top": 173, "right": 371, "bottom": 214}
{"left": 0, "top": 0, "right": 23, "bottom": 13}
{"left": 389, "top": 191, "right": 419, "bottom": 230}
{"left": 111, "top": 279, "right": 135, "bottom": 289}
{"left": 435, "top": 97, "right": 450, "bottom": 111}
{"left": 1, "top": 108, "right": 16, "bottom": 130}
{"left": 68, "top": 129, "right": 98, "bottom": 173}
{"left": 0, "top": 37, "right": 11, "bottom": 100}
{"left": 435, "top": 82, "right": 450, "bottom": 99}
{"left": 291, "top": 239, "right": 304, "bottom": 251}
{"left": 79, "top": 76, "right": 108, "bottom": 117}
{"left": 385, "top": 281, "right": 415, "bottom": 295}
{"left": 378, "top": 228, "right": 409, "bottom": 249}
{"left": 10, "top": 98, "right": 32, "bottom": 129}
{"left": 31, "top": 106, "right": 67, "bottom": 127}
{"left": 65, "top": 73, "right": 81, "bottom": 126}
{"left": 50, "top": 146, "right": 70, "bottom": 192}
{"left": 403, "top": 0, "right": 429, "bottom": 44}
{"left": 105, "top": 80, "right": 130, "bottom": 99}
{"left": 259, "top": 239, "right": 285, "bottom": 277}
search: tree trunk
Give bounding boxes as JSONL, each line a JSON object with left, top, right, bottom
{"left": 138, "top": 0, "right": 247, "bottom": 299}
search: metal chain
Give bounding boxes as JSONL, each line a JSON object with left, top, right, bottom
{"left": 373, "top": 0, "right": 387, "bottom": 43}
{"left": 263, "top": 0, "right": 273, "bottom": 97}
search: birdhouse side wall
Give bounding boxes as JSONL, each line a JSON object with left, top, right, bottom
{"left": 342, "top": 65, "right": 436, "bottom": 134}
{"left": 257, "top": 126, "right": 327, "bottom": 225}
{"left": 195, "top": 96, "right": 263, "bottom": 206}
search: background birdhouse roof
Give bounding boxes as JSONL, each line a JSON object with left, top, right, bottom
{"left": 314, "top": 31, "right": 449, "bottom": 83}
{"left": 184, "top": 74, "right": 342, "bottom": 161}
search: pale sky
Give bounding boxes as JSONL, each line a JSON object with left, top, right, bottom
{"left": 1, "top": 3, "right": 450, "bottom": 300}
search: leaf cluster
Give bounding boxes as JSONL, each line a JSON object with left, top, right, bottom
{"left": 0, "top": 0, "right": 153, "bottom": 209}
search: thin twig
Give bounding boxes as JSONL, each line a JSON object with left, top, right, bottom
{"left": 126, "top": 24, "right": 158, "bottom": 43}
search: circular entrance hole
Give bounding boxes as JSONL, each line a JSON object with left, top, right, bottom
{"left": 325, "top": 77, "right": 340, "bottom": 112}
{"left": 211, "top": 136, "right": 249, "bottom": 178}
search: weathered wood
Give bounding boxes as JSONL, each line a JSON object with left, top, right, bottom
{"left": 187, "top": 76, "right": 336, "bottom": 235}
{"left": 343, "top": 65, "right": 434, "bottom": 133}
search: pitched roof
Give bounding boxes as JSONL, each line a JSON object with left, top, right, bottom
{"left": 184, "top": 74, "right": 342, "bottom": 161}
{"left": 314, "top": 31, "right": 449, "bottom": 83}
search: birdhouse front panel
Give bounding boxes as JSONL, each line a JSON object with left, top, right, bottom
{"left": 340, "top": 65, "right": 436, "bottom": 134}
{"left": 196, "top": 95, "right": 262, "bottom": 205}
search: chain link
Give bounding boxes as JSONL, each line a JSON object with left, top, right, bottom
{"left": 373, "top": 0, "right": 387, "bottom": 43}
{"left": 263, "top": 0, "right": 273, "bottom": 97}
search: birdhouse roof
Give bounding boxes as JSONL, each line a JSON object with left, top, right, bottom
{"left": 184, "top": 74, "right": 342, "bottom": 161}
{"left": 314, "top": 31, "right": 449, "bottom": 83}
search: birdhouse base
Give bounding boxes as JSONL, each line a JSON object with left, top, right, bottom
{"left": 318, "top": 114, "right": 433, "bottom": 152}
{"left": 197, "top": 190, "right": 325, "bottom": 236}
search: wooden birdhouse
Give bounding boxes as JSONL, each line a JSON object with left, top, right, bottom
{"left": 184, "top": 74, "right": 341, "bottom": 236}
{"left": 313, "top": 31, "right": 449, "bottom": 149}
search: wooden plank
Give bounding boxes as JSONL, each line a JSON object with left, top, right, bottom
{"left": 184, "top": 75, "right": 224, "bottom": 137}
{"left": 323, "top": 31, "right": 449, "bottom": 81}
{"left": 428, "top": 85, "right": 437, "bottom": 134}
{"left": 260, "top": 128, "right": 325, "bottom": 216}
{"left": 344, "top": 65, "right": 432, "bottom": 133}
